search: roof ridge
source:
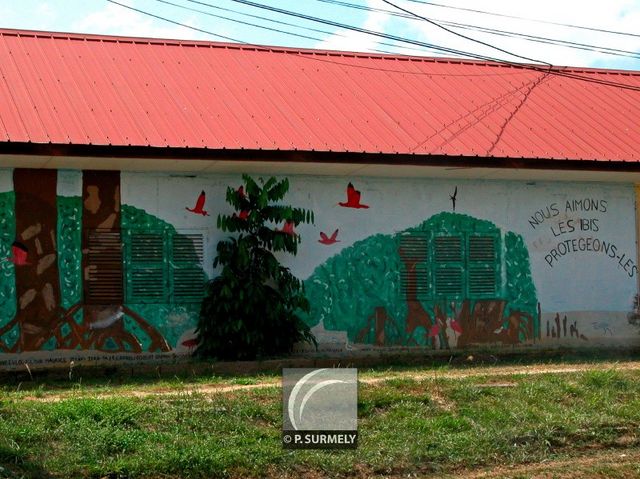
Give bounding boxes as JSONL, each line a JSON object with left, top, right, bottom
{"left": 1, "top": 27, "right": 639, "bottom": 76}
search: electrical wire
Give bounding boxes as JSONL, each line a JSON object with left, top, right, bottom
{"left": 106, "top": 0, "right": 244, "bottom": 43}
{"left": 154, "top": 0, "right": 325, "bottom": 43}
{"left": 403, "top": 0, "right": 640, "bottom": 39}
{"left": 224, "top": 0, "right": 534, "bottom": 61}
{"left": 181, "top": 0, "right": 341, "bottom": 38}
{"left": 176, "top": 0, "right": 451, "bottom": 57}
{"left": 380, "top": 0, "right": 551, "bottom": 66}
{"left": 225, "top": 0, "right": 640, "bottom": 92}
{"left": 106, "top": 0, "right": 640, "bottom": 92}
{"left": 313, "top": 0, "right": 640, "bottom": 60}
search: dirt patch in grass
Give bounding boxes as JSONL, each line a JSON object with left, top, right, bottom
{"left": 17, "top": 360, "right": 640, "bottom": 402}
{"left": 462, "top": 448, "right": 640, "bottom": 479}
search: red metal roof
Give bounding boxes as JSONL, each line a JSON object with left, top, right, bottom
{"left": 0, "top": 28, "right": 639, "bottom": 162}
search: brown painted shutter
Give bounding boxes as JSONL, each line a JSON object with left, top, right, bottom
{"left": 82, "top": 170, "right": 123, "bottom": 307}
{"left": 85, "top": 230, "right": 123, "bottom": 304}
{"left": 399, "top": 233, "right": 429, "bottom": 300}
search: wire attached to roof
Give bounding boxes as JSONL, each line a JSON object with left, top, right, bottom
{"left": 403, "top": 0, "right": 640, "bottom": 39}
{"left": 106, "top": 0, "right": 640, "bottom": 93}
{"left": 380, "top": 0, "right": 551, "bottom": 67}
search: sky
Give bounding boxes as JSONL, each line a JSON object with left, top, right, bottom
{"left": 1, "top": 0, "right": 640, "bottom": 70}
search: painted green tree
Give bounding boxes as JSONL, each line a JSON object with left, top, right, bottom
{"left": 0, "top": 190, "right": 204, "bottom": 353}
{"left": 305, "top": 212, "right": 538, "bottom": 348}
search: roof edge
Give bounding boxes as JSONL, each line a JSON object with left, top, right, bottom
{"left": 2, "top": 142, "right": 640, "bottom": 173}
{"left": 2, "top": 27, "right": 639, "bottom": 76}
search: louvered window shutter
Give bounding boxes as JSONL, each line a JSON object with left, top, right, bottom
{"left": 468, "top": 235, "right": 498, "bottom": 297}
{"left": 399, "top": 233, "right": 429, "bottom": 300}
{"left": 125, "top": 231, "right": 167, "bottom": 303}
{"left": 85, "top": 229, "right": 124, "bottom": 304}
{"left": 433, "top": 235, "right": 464, "bottom": 297}
{"left": 170, "top": 233, "right": 205, "bottom": 302}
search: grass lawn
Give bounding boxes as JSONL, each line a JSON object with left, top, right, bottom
{"left": 1, "top": 359, "right": 640, "bottom": 478}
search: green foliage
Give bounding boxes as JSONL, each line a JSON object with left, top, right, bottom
{"left": 0, "top": 191, "right": 16, "bottom": 328}
{"left": 57, "top": 196, "right": 83, "bottom": 309}
{"left": 196, "top": 174, "right": 315, "bottom": 360}
{"left": 304, "top": 212, "right": 538, "bottom": 343}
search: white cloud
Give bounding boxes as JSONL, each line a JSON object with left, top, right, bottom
{"left": 315, "top": 0, "right": 393, "bottom": 53}
{"left": 72, "top": 1, "right": 209, "bottom": 41}
{"left": 35, "top": 2, "right": 56, "bottom": 20}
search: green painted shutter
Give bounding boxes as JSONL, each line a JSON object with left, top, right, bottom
{"left": 170, "top": 232, "right": 205, "bottom": 303}
{"left": 125, "top": 230, "right": 167, "bottom": 303}
{"left": 468, "top": 234, "right": 498, "bottom": 297}
{"left": 433, "top": 235, "right": 464, "bottom": 297}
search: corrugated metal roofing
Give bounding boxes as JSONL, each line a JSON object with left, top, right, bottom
{"left": 0, "top": 28, "right": 639, "bottom": 162}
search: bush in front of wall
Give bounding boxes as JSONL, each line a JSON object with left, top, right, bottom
{"left": 195, "top": 174, "right": 315, "bottom": 360}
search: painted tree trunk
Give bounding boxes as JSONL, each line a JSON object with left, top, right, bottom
{"left": 13, "top": 169, "right": 61, "bottom": 351}
{"left": 80, "top": 170, "right": 169, "bottom": 352}
{"left": 82, "top": 170, "right": 123, "bottom": 311}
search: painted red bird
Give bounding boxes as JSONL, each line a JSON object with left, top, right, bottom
{"left": 237, "top": 185, "right": 245, "bottom": 199}
{"left": 181, "top": 337, "right": 199, "bottom": 350}
{"left": 450, "top": 318, "right": 463, "bottom": 334}
{"left": 318, "top": 229, "right": 340, "bottom": 245}
{"left": 186, "top": 190, "right": 209, "bottom": 216}
{"left": 4, "top": 241, "right": 29, "bottom": 266}
{"left": 428, "top": 323, "right": 440, "bottom": 338}
{"left": 238, "top": 210, "right": 249, "bottom": 220}
{"left": 276, "top": 221, "right": 296, "bottom": 236}
{"left": 339, "top": 182, "right": 369, "bottom": 209}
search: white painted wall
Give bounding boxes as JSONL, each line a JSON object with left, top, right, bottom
{"left": 0, "top": 166, "right": 637, "bottom": 364}
{"left": 122, "top": 172, "right": 637, "bottom": 317}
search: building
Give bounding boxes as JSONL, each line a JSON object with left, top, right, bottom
{"left": 0, "top": 28, "right": 639, "bottom": 369}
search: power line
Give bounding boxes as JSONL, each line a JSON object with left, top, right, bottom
{"left": 185, "top": 0, "right": 504, "bottom": 59}
{"left": 106, "top": 0, "right": 463, "bottom": 62}
{"left": 106, "top": 0, "right": 640, "bottom": 92}
{"left": 446, "top": 22, "right": 640, "bottom": 60}
{"left": 380, "top": 0, "right": 551, "bottom": 66}
{"left": 225, "top": 0, "right": 531, "bottom": 61}
{"left": 404, "top": 0, "right": 640, "bottom": 39}
{"left": 106, "top": 0, "right": 244, "bottom": 43}
{"left": 225, "top": 0, "right": 640, "bottom": 92}
{"left": 313, "top": 0, "right": 640, "bottom": 61}
{"left": 153, "top": 0, "right": 325, "bottom": 44}
{"left": 179, "top": 0, "right": 452, "bottom": 57}
{"left": 182, "top": 0, "right": 341, "bottom": 38}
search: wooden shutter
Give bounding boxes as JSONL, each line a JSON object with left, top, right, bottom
{"left": 126, "top": 231, "right": 167, "bottom": 303}
{"left": 433, "top": 235, "right": 464, "bottom": 297}
{"left": 85, "top": 229, "right": 123, "bottom": 304}
{"left": 468, "top": 235, "right": 498, "bottom": 296}
{"left": 399, "top": 233, "right": 429, "bottom": 300}
{"left": 170, "top": 233, "right": 205, "bottom": 302}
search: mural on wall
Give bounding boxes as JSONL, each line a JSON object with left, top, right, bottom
{"left": 0, "top": 169, "right": 205, "bottom": 357}
{"left": 0, "top": 171, "right": 637, "bottom": 364}
{"left": 304, "top": 212, "right": 539, "bottom": 349}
